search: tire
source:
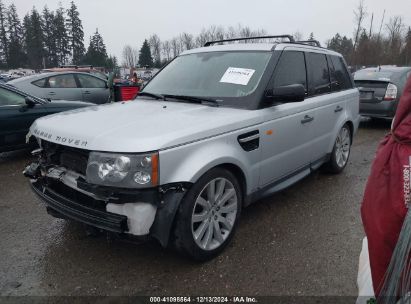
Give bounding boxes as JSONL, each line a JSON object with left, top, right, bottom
{"left": 323, "top": 124, "right": 352, "bottom": 174}
{"left": 173, "top": 168, "right": 242, "bottom": 261}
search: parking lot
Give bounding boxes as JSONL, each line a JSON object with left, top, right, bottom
{"left": 0, "top": 119, "right": 390, "bottom": 297}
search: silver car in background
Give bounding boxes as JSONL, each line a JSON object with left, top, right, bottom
{"left": 8, "top": 72, "right": 110, "bottom": 104}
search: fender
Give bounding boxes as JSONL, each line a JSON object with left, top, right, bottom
{"left": 159, "top": 132, "right": 260, "bottom": 195}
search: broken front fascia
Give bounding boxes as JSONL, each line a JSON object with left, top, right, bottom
{"left": 24, "top": 159, "right": 189, "bottom": 247}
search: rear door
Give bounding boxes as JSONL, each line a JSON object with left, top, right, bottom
{"left": 76, "top": 74, "right": 109, "bottom": 104}
{"left": 308, "top": 54, "right": 354, "bottom": 164}
{"left": 45, "top": 73, "right": 83, "bottom": 101}
{"left": 259, "top": 50, "right": 316, "bottom": 187}
{"left": 0, "top": 88, "right": 46, "bottom": 151}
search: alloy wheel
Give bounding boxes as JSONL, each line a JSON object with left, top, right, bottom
{"left": 191, "top": 177, "right": 238, "bottom": 251}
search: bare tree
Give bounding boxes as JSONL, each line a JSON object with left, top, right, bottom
{"left": 293, "top": 31, "right": 304, "bottom": 41}
{"left": 180, "top": 32, "right": 194, "bottom": 50}
{"left": 385, "top": 16, "right": 405, "bottom": 64}
{"left": 170, "top": 37, "right": 180, "bottom": 57}
{"left": 122, "top": 45, "right": 138, "bottom": 68}
{"left": 195, "top": 29, "right": 210, "bottom": 47}
{"left": 352, "top": 0, "right": 367, "bottom": 64}
{"left": 161, "top": 40, "right": 171, "bottom": 61}
{"left": 149, "top": 34, "right": 162, "bottom": 65}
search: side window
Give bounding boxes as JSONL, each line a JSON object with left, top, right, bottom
{"left": 0, "top": 88, "right": 26, "bottom": 106}
{"left": 77, "top": 74, "right": 106, "bottom": 88}
{"left": 273, "top": 51, "right": 307, "bottom": 90}
{"left": 32, "top": 78, "right": 47, "bottom": 88}
{"left": 48, "top": 74, "right": 77, "bottom": 88}
{"left": 330, "top": 56, "right": 353, "bottom": 90}
{"left": 306, "top": 52, "right": 331, "bottom": 96}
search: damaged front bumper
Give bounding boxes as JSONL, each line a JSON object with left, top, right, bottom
{"left": 24, "top": 161, "right": 188, "bottom": 247}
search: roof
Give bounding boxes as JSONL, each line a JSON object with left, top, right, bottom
{"left": 357, "top": 66, "right": 411, "bottom": 73}
{"left": 181, "top": 42, "right": 342, "bottom": 56}
{"left": 8, "top": 71, "right": 107, "bottom": 84}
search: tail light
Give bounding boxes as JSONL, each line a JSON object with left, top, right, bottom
{"left": 384, "top": 83, "right": 398, "bottom": 101}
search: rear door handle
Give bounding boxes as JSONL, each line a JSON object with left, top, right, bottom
{"left": 301, "top": 115, "right": 314, "bottom": 124}
{"left": 48, "top": 92, "right": 56, "bottom": 96}
{"left": 83, "top": 91, "right": 91, "bottom": 95}
{"left": 334, "top": 106, "right": 343, "bottom": 113}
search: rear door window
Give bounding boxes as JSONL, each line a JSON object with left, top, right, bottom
{"left": 77, "top": 74, "right": 106, "bottom": 88}
{"left": 47, "top": 74, "right": 77, "bottom": 88}
{"left": 306, "top": 52, "right": 331, "bottom": 96}
{"left": 272, "top": 51, "right": 307, "bottom": 91}
{"left": 329, "top": 56, "right": 353, "bottom": 91}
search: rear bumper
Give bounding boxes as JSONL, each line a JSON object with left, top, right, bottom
{"left": 31, "top": 181, "right": 128, "bottom": 233}
{"left": 359, "top": 100, "right": 398, "bottom": 118}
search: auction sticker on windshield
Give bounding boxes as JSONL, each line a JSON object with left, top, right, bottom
{"left": 220, "top": 67, "right": 255, "bottom": 86}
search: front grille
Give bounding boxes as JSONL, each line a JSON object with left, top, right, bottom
{"left": 42, "top": 141, "right": 90, "bottom": 175}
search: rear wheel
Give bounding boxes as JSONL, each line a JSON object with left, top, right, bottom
{"left": 173, "top": 168, "right": 242, "bottom": 261}
{"left": 324, "top": 124, "right": 351, "bottom": 174}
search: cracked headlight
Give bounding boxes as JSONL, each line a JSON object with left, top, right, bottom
{"left": 86, "top": 152, "right": 159, "bottom": 188}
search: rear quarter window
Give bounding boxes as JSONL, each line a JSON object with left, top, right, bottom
{"left": 32, "top": 78, "right": 47, "bottom": 88}
{"left": 329, "top": 55, "right": 353, "bottom": 91}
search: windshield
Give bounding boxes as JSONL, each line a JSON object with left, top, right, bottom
{"left": 142, "top": 51, "right": 272, "bottom": 101}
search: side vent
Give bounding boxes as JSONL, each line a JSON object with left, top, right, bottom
{"left": 238, "top": 130, "right": 260, "bottom": 152}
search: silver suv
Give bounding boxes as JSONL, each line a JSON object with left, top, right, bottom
{"left": 24, "top": 35, "right": 360, "bottom": 260}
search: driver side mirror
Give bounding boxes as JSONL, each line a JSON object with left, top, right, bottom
{"left": 25, "top": 96, "right": 36, "bottom": 108}
{"left": 265, "top": 84, "right": 306, "bottom": 104}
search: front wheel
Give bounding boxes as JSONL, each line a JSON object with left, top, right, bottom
{"left": 324, "top": 124, "right": 351, "bottom": 174}
{"left": 172, "top": 168, "right": 242, "bottom": 261}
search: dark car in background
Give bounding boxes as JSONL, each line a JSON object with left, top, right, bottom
{"left": 8, "top": 72, "right": 110, "bottom": 104}
{"left": 354, "top": 66, "right": 411, "bottom": 119}
{"left": 0, "top": 83, "right": 94, "bottom": 152}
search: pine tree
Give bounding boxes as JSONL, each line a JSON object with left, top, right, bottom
{"left": 7, "top": 4, "right": 25, "bottom": 68}
{"left": 308, "top": 32, "right": 315, "bottom": 41}
{"left": 66, "top": 1, "right": 84, "bottom": 64}
{"left": 83, "top": 29, "right": 108, "bottom": 67}
{"left": 138, "top": 39, "right": 153, "bottom": 67}
{"left": 106, "top": 55, "right": 118, "bottom": 71}
{"left": 0, "top": 0, "right": 9, "bottom": 67}
{"left": 41, "top": 6, "right": 57, "bottom": 67}
{"left": 24, "top": 8, "right": 44, "bottom": 69}
{"left": 53, "top": 5, "right": 70, "bottom": 66}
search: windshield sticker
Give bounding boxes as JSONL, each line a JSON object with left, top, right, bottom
{"left": 220, "top": 67, "right": 255, "bottom": 86}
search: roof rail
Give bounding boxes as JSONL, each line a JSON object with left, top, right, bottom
{"left": 296, "top": 40, "right": 322, "bottom": 47}
{"left": 204, "top": 35, "right": 295, "bottom": 47}
{"left": 59, "top": 65, "right": 78, "bottom": 69}
{"left": 78, "top": 65, "right": 94, "bottom": 68}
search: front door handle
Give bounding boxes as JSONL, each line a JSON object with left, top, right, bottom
{"left": 334, "top": 106, "right": 343, "bottom": 113}
{"left": 48, "top": 92, "right": 56, "bottom": 96}
{"left": 301, "top": 115, "right": 314, "bottom": 124}
{"left": 83, "top": 91, "right": 91, "bottom": 95}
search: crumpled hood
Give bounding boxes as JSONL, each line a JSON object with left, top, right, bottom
{"left": 30, "top": 99, "right": 262, "bottom": 152}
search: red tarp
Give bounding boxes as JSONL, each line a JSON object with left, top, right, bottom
{"left": 361, "top": 76, "right": 411, "bottom": 295}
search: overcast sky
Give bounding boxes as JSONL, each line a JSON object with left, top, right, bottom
{"left": 10, "top": 0, "right": 411, "bottom": 60}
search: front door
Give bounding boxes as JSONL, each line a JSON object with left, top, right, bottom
{"left": 259, "top": 50, "right": 316, "bottom": 187}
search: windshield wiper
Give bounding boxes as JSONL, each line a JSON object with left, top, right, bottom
{"left": 163, "top": 95, "right": 221, "bottom": 107}
{"left": 138, "top": 91, "right": 166, "bottom": 100}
